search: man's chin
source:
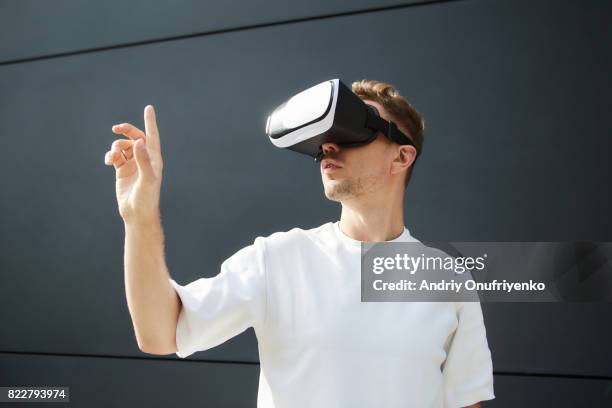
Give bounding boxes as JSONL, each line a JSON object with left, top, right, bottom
{"left": 324, "top": 191, "right": 342, "bottom": 202}
{"left": 323, "top": 181, "right": 351, "bottom": 202}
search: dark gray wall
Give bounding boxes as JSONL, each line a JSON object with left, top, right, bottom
{"left": 1, "top": 0, "right": 611, "bottom": 406}
{"left": 0, "top": 0, "right": 425, "bottom": 63}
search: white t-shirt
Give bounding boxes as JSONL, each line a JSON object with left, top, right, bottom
{"left": 169, "top": 221, "right": 495, "bottom": 407}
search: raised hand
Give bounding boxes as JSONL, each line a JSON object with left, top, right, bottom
{"left": 104, "top": 105, "right": 164, "bottom": 224}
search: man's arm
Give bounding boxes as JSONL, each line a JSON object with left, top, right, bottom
{"left": 105, "top": 106, "right": 181, "bottom": 355}
{"left": 124, "top": 220, "right": 181, "bottom": 354}
{"left": 464, "top": 403, "right": 481, "bottom": 408}
{"left": 441, "top": 301, "right": 495, "bottom": 406}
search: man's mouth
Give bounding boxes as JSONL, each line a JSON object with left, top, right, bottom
{"left": 321, "top": 158, "right": 342, "bottom": 173}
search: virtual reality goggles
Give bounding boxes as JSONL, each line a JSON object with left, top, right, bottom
{"left": 266, "top": 78, "right": 416, "bottom": 162}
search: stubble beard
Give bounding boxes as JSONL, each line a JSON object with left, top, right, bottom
{"left": 324, "top": 175, "right": 379, "bottom": 202}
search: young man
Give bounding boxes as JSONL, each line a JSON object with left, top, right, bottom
{"left": 105, "top": 79, "right": 495, "bottom": 407}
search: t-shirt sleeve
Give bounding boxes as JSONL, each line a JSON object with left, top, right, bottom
{"left": 442, "top": 301, "right": 495, "bottom": 407}
{"left": 168, "top": 236, "right": 267, "bottom": 359}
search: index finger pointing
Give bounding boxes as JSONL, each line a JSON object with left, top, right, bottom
{"left": 144, "top": 105, "right": 160, "bottom": 151}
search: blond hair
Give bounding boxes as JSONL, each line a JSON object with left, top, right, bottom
{"left": 352, "top": 79, "right": 425, "bottom": 187}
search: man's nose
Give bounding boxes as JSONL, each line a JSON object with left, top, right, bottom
{"left": 321, "top": 142, "right": 340, "bottom": 155}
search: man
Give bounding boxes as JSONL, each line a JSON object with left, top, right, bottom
{"left": 104, "top": 79, "right": 495, "bottom": 407}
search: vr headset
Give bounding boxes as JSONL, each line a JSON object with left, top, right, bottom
{"left": 265, "top": 78, "right": 416, "bottom": 162}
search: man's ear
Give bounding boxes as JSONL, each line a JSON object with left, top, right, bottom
{"left": 390, "top": 145, "right": 417, "bottom": 175}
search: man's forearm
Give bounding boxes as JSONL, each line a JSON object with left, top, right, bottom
{"left": 124, "top": 219, "right": 180, "bottom": 354}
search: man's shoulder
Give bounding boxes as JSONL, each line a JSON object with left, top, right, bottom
{"left": 256, "top": 222, "right": 332, "bottom": 249}
{"left": 226, "top": 223, "right": 330, "bottom": 266}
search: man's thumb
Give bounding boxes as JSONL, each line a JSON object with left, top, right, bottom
{"left": 133, "top": 139, "right": 153, "bottom": 179}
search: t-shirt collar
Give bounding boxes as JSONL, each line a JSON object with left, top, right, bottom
{"left": 332, "top": 220, "right": 415, "bottom": 247}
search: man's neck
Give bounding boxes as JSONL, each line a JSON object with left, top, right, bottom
{"left": 338, "top": 196, "right": 405, "bottom": 242}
